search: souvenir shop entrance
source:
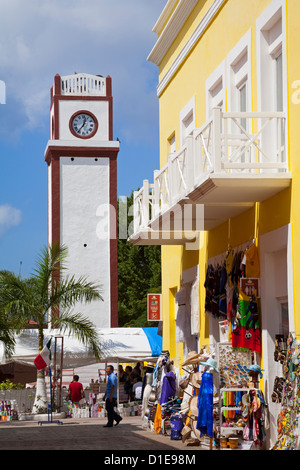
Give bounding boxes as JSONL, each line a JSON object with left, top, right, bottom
{"left": 202, "top": 224, "right": 293, "bottom": 449}
{"left": 260, "top": 224, "right": 294, "bottom": 448}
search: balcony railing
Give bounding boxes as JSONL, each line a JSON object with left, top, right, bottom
{"left": 61, "top": 73, "right": 106, "bottom": 96}
{"left": 132, "top": 108, "right": 288, "bottom": 235}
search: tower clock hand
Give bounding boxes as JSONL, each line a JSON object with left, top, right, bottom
{"left": 78, "top": 118, "right": 86, "bottom": 133}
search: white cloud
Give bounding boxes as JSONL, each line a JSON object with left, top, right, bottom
{"left": 0, "top": 204, "right": 22, "bottom": 237}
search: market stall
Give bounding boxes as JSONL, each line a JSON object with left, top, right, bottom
{"left": 10, "top": 327, "right": 162, "bottom": 369}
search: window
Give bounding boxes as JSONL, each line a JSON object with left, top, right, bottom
{"left": 257, "top": 2, "right": 286, "bottom": 112}
{"left": 239, "top": 82, "right": 247, "bottom": 114}
{"left": 256, "top": 0, "right": 287, "bottom": 165}
{"left": 276, "top": 52, "right": 283, "bottom": 112}
{"left": 280, "top": 302, "right": 289, "bottom": 337}
{"left": 180, "top": 96, "right": 195, "bottom": 147}
{"left": 226, "top": 31, "right": 252, "bottom": 164}
{"left": 168, "top": 133, "right": 176, "bottom": 154}
{"left": 227, "top": 30, "right": 252, "bottom": 131}
{"left": 206, "top": 61, "right": 226, "bottom": 121}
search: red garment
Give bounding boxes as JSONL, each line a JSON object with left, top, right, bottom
{"left": 68, "top": 381, "right": 83, "bottom": 402}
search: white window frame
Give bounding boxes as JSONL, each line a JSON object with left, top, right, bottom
{"left": 206, "top": 60, "right": 226, "bottom": 121}
{"left": 256, "top": 0, "right": 287, "bottom": 113}
{"left": 256, "top": 0, "right": 287, "bottom": 165}
{"left": 180, "top": 96, "right": 195, "bottom": 147}
{"left": 227, "top": 30, "right": 252, "bottom": 132}
{"left": 168, "top": 132, "right": 176, "bottom": 154}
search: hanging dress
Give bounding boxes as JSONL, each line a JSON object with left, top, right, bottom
{"left": 160, "top": 371, "right": 176, "bottom": 405}
{"left": 196, "top": 372, "right": 214, "bottom": 438}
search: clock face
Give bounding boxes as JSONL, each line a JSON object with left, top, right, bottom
{"left": 71, "top": 112, "right": 97, "bottom": 138}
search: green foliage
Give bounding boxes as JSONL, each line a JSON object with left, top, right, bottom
{"left": 0, "top": 379, "right": 24, "bottom": 390}
{"left": 0, "top": 243, "right": 104, "bottom": 360}
{"left": 118, "top": 192, "right": 161, "bottom": 327}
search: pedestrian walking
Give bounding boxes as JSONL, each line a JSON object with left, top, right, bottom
{"left": 104, "top": 365, "right": 122, "bottom": 427}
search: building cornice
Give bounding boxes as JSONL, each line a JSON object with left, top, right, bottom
{"left": 148, "top": 0, "right": 198, "bottom": 65}
{"left": 154, "top": 0, "right": 227, "bottom": 97}
{"left": 152, "top": 0, "right": 178, "bottom": 35}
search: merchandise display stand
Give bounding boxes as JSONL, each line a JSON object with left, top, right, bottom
{"left": 217, "top": 342, "right": 253, "bottom": 449}
{"left": 272, "top": 333, "right": 300, "bottom": 450}
{"left": 219, "top": 388, "right": 257, "bottom": 440}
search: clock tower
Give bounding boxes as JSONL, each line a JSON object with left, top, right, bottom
{"left": 45, "top": 73, "right": 119, "bottom": 328}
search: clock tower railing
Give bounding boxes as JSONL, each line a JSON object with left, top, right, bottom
{"left": 60, "top": 73, "right": 106, "bottom": 96}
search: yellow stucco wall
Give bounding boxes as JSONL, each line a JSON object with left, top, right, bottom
{"left": 156, "top": 0, "right": 299, "bottom": 353}
{"left": 287, "top": 0, "right": 300, "bottom": 337}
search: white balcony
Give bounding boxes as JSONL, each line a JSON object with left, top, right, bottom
{"left": 129, "top": 108, "right": 291, "bottom": 246}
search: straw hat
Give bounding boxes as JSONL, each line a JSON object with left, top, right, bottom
{"left": 181, "top": 425, "right": 192, "bottom": 443}
{"left": 179, "top": 375, "right": 190, "bottom": 390}
{"left": 181, "top": 351, "right": 202, "bottom": 367}
{"left": 191, "top": 371, "right": 202, "bottom": 389}
{"left": 189, "top": 396, "right": 199, "bottom": 416}
{"left": 191, "top": 419, "right": 201, "bottom": 440}
{"left": 180, "top": 400, "right": 190, "bottom": 412}
{"left": 145, "top": 361, "right": 156, "bottom": 369}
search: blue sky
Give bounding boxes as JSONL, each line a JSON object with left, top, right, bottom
{"left": 0, "top": 0, "right": 166, "bottom": 277}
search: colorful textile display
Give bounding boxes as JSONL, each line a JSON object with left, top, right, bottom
{"left": 245, "top": 243, "right": 260, "bottom": 278}
{"left": 273, "top": 333, "right": 300, "bottom": 450}
{"left": 231, "top": 292, "right": 261, "bottom": 354}
{"left": 204, "top": 263, "right": 228, "bottom": 318}
{"left": 154, "top": 403, "right": 162, "bottom": 434}
{"left": 196, "top": 372, "right": 214, "bottom": 438}
{"left": 160, "top": 371, "right": 176, "bottom": 405}
{"left": 242, "top": 389, "right": 267, "bottom": 446}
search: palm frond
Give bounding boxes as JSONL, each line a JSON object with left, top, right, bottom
{"left": 0, "top": 271, "right": 45, "bottom": 327}
{"left": 49, "top": 275, "right": 103, "bottom": 312}
{"left": 54, "top": 311, "right": 102, "bottom": 360}
{"left": 0, "top": 308, "right": 16, "bottom": 358}
{"left": 0, "top": 243, "right": 105, "bottom": 363}
{"left": 31, "top": 243, "right": 69, "bottom": 303}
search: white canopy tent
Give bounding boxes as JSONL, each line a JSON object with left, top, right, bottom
{"left": 8, "top": 327, "right": 161, "bottom": 369}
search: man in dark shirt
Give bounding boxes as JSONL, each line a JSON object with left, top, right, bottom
{"left": 67, "top": 375, "right": 85, "bottom": 403}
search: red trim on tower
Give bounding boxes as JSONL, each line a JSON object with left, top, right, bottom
{"left": 50, "top": 156, "right": 61, "bottom": 247}
{"left": 45, "top": 146, "right": 119, "bottom": 163}
{"left": 109, "top": 154, "right": 118, "bottom": 327}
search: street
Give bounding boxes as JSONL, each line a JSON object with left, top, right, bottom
{"left": 0, "top": 416, "right": 206, "bottom": 453}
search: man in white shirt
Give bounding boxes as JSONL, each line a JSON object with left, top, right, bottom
{"left": 132, "top": 377, "right": 143, "bottom": 401}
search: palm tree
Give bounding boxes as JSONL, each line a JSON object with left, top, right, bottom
{"left": 0, "top": 243, "right": 104, "bottom": 413}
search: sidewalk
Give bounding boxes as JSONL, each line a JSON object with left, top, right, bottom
{"left": 0, "top": 415, "right": 207, "bottom": 451}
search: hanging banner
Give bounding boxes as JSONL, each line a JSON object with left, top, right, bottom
{"left": 240, "top": 278, "right": 260, "bottom": 298}
{"left": 147, "top": 294, "right": 162, "bottom": 321}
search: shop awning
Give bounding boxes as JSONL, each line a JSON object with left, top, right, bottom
{"left": 8, "top": 327, "right": 162, "bottom": 369}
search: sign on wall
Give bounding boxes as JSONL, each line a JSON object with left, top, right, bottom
{"left": 147, "top": 294, "right": 162, "bottom": 322}
{"left": 240, "top": 278, "right": 260, "bottom": 298}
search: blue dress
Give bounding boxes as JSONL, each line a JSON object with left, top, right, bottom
{"left": 196, "top": 372, "right": 213, "bottom": 438}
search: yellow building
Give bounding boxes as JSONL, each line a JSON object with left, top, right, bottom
{"left": 130, "top": 0, "right": 300, "bottom": 447}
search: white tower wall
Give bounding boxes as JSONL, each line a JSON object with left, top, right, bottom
{"left": 60, "top": 156, "right": 111, "bottom": 328}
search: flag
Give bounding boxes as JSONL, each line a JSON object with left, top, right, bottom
{"left": 34, "top": 339, "right": 52, "bottom": 371}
